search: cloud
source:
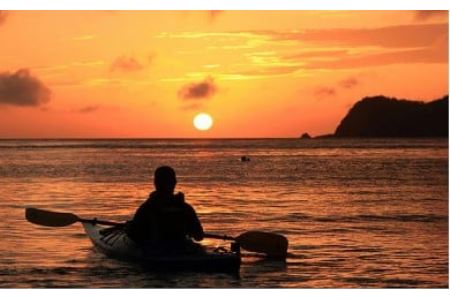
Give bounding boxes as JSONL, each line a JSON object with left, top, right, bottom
{"left": 314, "top": 87, "right": 337, "bottom": 98}
{"left": 237, "top": 65, "right": 301, "bottom": 77}
{"left": 110, "top": 55, "right": 144, "bottom": 73}
{"left": 339, "top": 77, "right": 359, "bottom": 89}
{"left": 414, "top": 11, "right": 448, "bottom": 22}
{"left": 238, "top": 23, "right": 448, "bottom": 71}
{"left": 283, "top": 49, "right": 348, "bottom": 60}
{"left": 305, "top": 46, "right": 447, "bottom": 69}
{"left": 314, "top": 75, "right": 363, "bottom": 99}
{"left": 0, "top": 69, "right": 51, "bottom": 107}
{"left": 260, "top": 23, "right": 448, "bottom": 49}
{"left": 178, "top": 77, "right": 217, "bottom": 100}
{"left": 71, "top": 35, "right": 96, "bottom": 41}
{"left": 0, "top": 11, "right": 7, "bottom": 25}
{"left": 77, "top": 105, "right": 99, "bottom": 113}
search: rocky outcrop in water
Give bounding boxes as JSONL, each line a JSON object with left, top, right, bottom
{"left": 300, "top": 133, "right": 311, "bottom": 139}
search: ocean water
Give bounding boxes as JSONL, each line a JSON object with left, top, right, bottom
{"left": 0, "top": 138, "right": 447, "bottom": 288}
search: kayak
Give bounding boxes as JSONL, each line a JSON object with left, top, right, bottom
{"left": 82, "top": 223, "right": 241, "bottom": 273}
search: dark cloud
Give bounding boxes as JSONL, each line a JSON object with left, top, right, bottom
{"left": 339, "top": 77, "right": 359, "bottom": 89}
{"left": 178, "top": 77, "right": 217, "bottom": 100}
{"left": 110, "top": 55, "right": 144, "bottom": 73}
{"left": 414, "top": 11, "right": 448, "bottom": 22}
{"left": 0, "top": 11, "right": 7, "bottom": 25}
{"left": 314, "top": 75, "right": 363, "bottom": 99}
{"left": 259, "top": 23, "right": 447, "bottom": 49}
{"left": 0, "top": 69, "right": 51, "bottom": 107}
{"left": 314, "top": 87, "right": 336, "bottom": 98}
{"left": 77, "top": 105, "right": 99, "bottom": 113}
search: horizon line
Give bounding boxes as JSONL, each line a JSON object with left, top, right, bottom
{"left": 0, "top": 136, "right": 323, "bottom": 140}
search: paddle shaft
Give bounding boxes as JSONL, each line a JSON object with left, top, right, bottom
{"left": 203, "top": 233, "right": 235, "bottom": 241}
{"left": 78, "top": 218, "right": 124, "bottom": 227}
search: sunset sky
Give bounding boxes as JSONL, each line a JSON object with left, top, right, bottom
{"left": 0, "top": 10, "right": 448, "bottom": 138}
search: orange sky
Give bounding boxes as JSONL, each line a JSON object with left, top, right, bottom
{"left": 0, "top": 10, "right": 448, "bottom": 138}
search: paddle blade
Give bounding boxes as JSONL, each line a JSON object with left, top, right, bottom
{"left": 236, "top": 231, "right": 288, "bottom": 259}
{"left": 25, "top": 207, "right": 80, "bottom": 227}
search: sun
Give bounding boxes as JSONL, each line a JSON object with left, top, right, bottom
{"left": 193, "top": 113, "right": 213, "bottom": 131}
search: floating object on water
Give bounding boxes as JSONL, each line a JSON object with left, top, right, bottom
{"left": 240, "top": 156, "right": 251, "bottom": 162}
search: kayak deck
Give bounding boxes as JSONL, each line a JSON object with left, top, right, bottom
{"left": 83, "top": 223, "right": 241, "bottom": 273}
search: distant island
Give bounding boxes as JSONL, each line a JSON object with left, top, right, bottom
{"left": 314, "top": 95, "right": 448, "bottom": 138}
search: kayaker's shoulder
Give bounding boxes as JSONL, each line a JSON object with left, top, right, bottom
{"left": 148, "top": 191, "right": 160, "bottom": 200}
{"left": 182, "top": 201, "right": 197, "bottom": 214}
{"left": 174, "top": 192, "right": 185, "bottom": 203}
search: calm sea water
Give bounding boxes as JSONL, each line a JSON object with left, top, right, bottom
{"left": 0, "top": 138, "right": 447, "bottom": 288}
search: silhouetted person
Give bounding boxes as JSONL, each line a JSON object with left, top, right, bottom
{"left": 126, "top": 166, "right": 204, "bottom": 252}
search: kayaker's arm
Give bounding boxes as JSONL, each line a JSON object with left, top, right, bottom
{"left": 185, "top": 203, "right": 204, "bottom": 241}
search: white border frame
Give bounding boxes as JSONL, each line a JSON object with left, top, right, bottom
{"left": 0, "top": 0, "right": 449, "bottom": 10}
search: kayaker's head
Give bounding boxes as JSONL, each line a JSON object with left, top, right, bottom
{"left": 154, "top": 166, "right": 177, "bottom": 193}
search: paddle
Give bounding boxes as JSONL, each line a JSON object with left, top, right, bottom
{"left": 25, "top": 207, "right": 122, "bottom": 227}
{"left": 204, "top": 232, "right": 288, "bottom": 259}
{"left": 25, "top": 207, "right": 288, "bottom": 258}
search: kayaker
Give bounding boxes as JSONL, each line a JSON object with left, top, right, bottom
{"left": 126, "top": 166, "right": 204, "bottom": 251}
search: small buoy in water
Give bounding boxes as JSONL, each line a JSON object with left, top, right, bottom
{"left": 240, "top": 156, "right": 251, "bottom": 162}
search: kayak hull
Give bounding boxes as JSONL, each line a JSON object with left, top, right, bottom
{"left": 83, "top": 223, "right": 241, "bottom": 273}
